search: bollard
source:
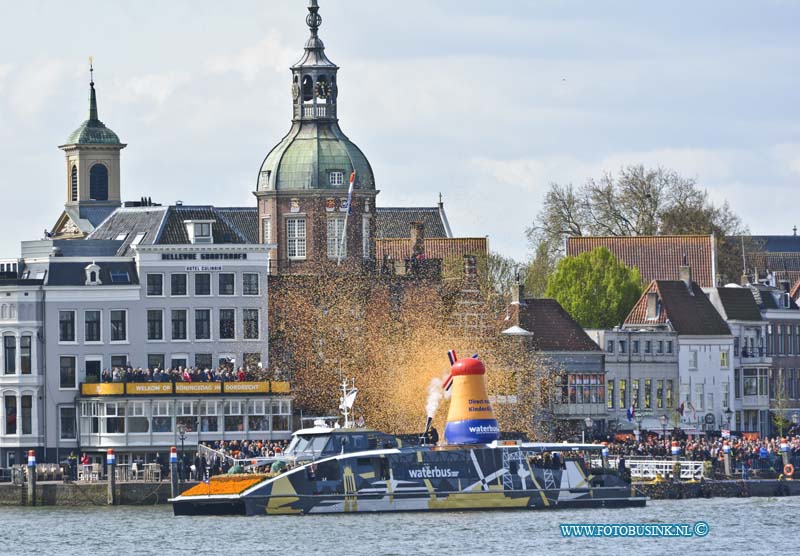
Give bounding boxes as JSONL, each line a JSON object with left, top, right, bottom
{"left": 169, "top": 446, "right": 179, "bottom": 498}
{"left": 780, "top": 438, "right": 790, "bottom": 469}
{"left": 671, "top": 441, "right": 680, "bottom": 461}
{"left": 723, "top": 442, "right": 732, "bottom": 477}
{"left": 26, "top": 450, "right": 37, "bottom": 506}
{"left": 107, "top": 449, "right": 116, "bottom": 505}
{"left": 601, "top": 442, "right": 609, "bottom": 469}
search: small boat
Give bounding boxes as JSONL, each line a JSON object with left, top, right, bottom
{"left": 171, "top": 354, "right": 645, "bottom": 516}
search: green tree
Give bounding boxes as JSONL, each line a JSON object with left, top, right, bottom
{"left": 545, "top": 247, "right": 642, "bottom": 329}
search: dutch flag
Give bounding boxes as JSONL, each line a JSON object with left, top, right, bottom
{"left": 345, "top": 171, "right": 355, "bottom": 214}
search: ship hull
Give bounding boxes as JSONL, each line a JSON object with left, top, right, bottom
{"left": 172, "top": 443, "right": 646, "bottom": 516}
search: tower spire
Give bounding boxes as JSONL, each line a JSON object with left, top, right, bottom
{"left": 307, "top": 0, "right": 321, "bottom": 38}
{"left": 89, "top": 56, "right": 98, "bottom": 121}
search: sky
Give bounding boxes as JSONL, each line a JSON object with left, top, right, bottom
{"left": 0, "top": 0, "right": 798, "bottom": 261}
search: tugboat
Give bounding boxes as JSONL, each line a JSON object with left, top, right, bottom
{"left": 171, "top": 353, "right": 645, "bottom": 515}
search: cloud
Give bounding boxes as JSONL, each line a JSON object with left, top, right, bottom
{"left": 0, "top": 64, "right": 12, "bottom": 93}
{"left": 7, "top": 59, "right": 71, "bottom": 117}
{"left": 111, "top": 71, "right": 190, "bottom": 107}
{"left": 206, "top": 32, "right": 295, "bottom": 82}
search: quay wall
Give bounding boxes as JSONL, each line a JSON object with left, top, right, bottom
{"left": 0, "top": 482, "right": 198, "bottom": 507}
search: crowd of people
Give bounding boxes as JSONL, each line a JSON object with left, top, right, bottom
{"left": 98, "top": 365, "right": 284, "bottom": 384}
{"left": 201, "top": 439, "right": 290, "bottom": 461}
{"left": 605, "top": 435, "right": 800, "bottom": 472}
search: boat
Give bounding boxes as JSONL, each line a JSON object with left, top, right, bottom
{"left": 171, "top": 353, "right": 646, "bottom": 515}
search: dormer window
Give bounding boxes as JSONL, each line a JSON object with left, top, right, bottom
{"left": 329, "top": 171, "right": 344, "bottom": 186}
{"left": 85, "top": 262, "right": 102, "bottom": 286}
{"left": 184, "top": 220, "right": 214, "bottom": 244}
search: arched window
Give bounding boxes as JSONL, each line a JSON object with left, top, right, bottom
{"left": 316, "top": 75, "right": 328, "bottom": 99}
{"left": 71, "top": 165, "right": 78, "bottom": 201}
{"left": 89, "top": 164, "right": 108, "bottom": 201}
{"left": 302, "top": 75, "right": 314, "bottom": 102}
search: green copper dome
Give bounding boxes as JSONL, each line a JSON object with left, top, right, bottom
{"left": 64, "top": 81, "right": 121, "bottom": 146}
{"left": 258, "top": 122, "right": 374, "bottom": 191}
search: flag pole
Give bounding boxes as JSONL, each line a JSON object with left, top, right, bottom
{"left": 337, "top": 171, "right": 355, "bottom": 266}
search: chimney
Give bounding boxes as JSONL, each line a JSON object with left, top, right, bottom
{"left": 512, "top": 282, "right": 525, "bottom": 305}
{"left": 679, "top": 265, "right": 693, "bottom": 293}
{"left": 646, "top": 292, "right": 659, "bottom": 319}
{"left": 410, "top": 221, "right": 425, "bottom": 258}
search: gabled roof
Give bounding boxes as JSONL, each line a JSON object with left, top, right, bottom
{"left": 746, "top": 235, "right": 800, "bottom": 253}
{"left": 375, "top": 207, "right": 450, "bottom": 239}
{"left": 710, "top": 287, "right": 763, "bottom": 321}
{"left": 625, "top": 280, "right": 731, "bottom": 336}
{"left": 87, "top": 207, "right": 167, "bottom": 255}
{"left": 508, "top": 298, "right": 602, "bottom": 352}
{"left": 567, "top": 235, "right": 715, "bottom": 287}
{"left": 157, "top": 206, "right": 256, "bottom": 245}
{"left": 87, "top": 205, "right": 259, "bottom": 252}
{"left": 46, "top": 261, "right": 139, "bottom": 287}
{"left": 375, "top": 238, "right": 487, "bottom": 261}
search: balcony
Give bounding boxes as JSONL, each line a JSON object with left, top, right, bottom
{"left": 740, "top": 347, "right": 771, "bottom": 364}
{"left": 80, "top": 381, "right": 290, "bottom": 397}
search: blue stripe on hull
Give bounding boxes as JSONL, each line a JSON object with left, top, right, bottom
{"left": 444, "top": 419, "right": 500, "bottom": 444}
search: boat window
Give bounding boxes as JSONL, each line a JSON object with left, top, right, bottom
{"left": 316, "top": 460, "right": 340, "bottom": 481}
{"left": 308, "top": 435, "right": 331, "bottom": 455}
{"left": 348, "top": 434, "right": 368, "bottom": 452}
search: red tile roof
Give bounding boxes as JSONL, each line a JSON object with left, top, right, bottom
{"left": 375, "top": 238, "right": 488, "bottom": 260}
{"left": 625, "top": 280, "right": 731, "bottom": 336}
{"left": 567, "top": 235, "right": 715, "bottom": 287}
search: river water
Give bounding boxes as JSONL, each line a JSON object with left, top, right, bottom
{"left": 1, "top": 497, "right": 795, "bottom": 555}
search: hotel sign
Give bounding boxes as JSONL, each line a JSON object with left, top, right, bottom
{"left": 161, "top": 253, "right": 249, "bottom": 261}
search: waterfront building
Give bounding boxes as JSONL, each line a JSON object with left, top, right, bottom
{"left": 707, "top": 286, "right": 771, "bottom": 435}
{"left": 586, "top": 328, "right": 678, "bottom": 436}
{"left": 746, "top": 283, "right": 800, "bottom": 435}
{"left": 623, "top": 265, "right": 734, "bottom": 435}
{"left": 0, "top": 264, "right": 45, "bottom": 467}
{"left": 502, "top": 285, "right": 606, "bottom": 437}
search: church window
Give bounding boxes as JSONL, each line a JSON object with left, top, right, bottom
{"left": 286, "top": 218, "right": 307, "bottom": 259}
{"left": 71, "top": 165, "right": 78, "bottom": 201}
{"left": 89, "top": 164, "right": 109, "bottom": 201}
{"left": 329, "top": 171, "right": 344, "bottom": 186}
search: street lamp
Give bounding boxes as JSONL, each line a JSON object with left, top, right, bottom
{"left": 724, "top": 407, "right": 733, "bottom": 429}
{"left": 177, "top": 424, "right": 187, "bottom": 481}
{"left": 634, "top": 412, "right": 644, "bottom": 441}
{"left": 660, "top": 414, "right": 668, "bottom": 439}
{"left": 583, "top": 417, "right": 593, "bottom": 443}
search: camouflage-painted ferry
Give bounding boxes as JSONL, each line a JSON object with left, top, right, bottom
{"left": 172, "top": 352, "right": 645, "bottom": 516}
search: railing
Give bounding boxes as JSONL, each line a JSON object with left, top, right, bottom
{"left": 741, "top": 347, "right": 766, "bottom": 358}
{"left": 302, "top": 104, "right": 329, "bottom": 118}
{"left": 80, "top": 381, "right": 290, "bottom": 397}
{"left": 589, "top": 456, "right": 705, "bottom": 481}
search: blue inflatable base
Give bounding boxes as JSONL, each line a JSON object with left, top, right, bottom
{"left": 444, "top": 419, "right": 500, "bottom": 445}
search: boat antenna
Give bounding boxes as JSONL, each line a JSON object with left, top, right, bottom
{"left": 339, "top": 378, "right": 358, "bottom": 428}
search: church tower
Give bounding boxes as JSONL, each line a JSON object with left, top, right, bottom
{"left": 52, "top": 62, "right": 125, "bottom": 238}
{"left": 254, "top": 0, "right": 377, "bottom": 273}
